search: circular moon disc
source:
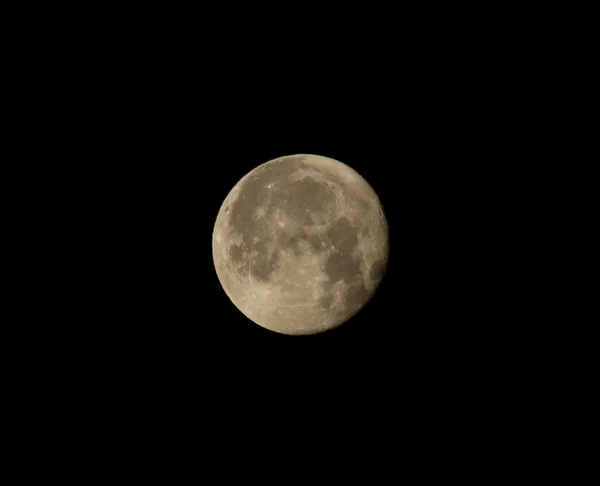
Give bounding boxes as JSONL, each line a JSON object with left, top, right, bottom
{"left": 212, "top": 154, "right": 389, "bottom": 335}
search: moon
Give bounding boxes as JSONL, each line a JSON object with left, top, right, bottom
{"left": 212, "top": 154, "right": 389, "bottom": 335}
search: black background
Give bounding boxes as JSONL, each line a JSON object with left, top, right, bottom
{"left": 14, "top": 6, "right": 564, "bottom": 470}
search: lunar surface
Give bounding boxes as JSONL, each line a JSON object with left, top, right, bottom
{"left": 212, "top": 154, "right": 389, "bottom": 335}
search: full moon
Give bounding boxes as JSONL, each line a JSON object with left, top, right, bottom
{"left": 212, "top": 154, "right": 389, "bottom": 335}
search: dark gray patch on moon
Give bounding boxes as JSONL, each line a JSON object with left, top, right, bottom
{"left": 322, "top": 279, "right": 333, "bottom": 293}
{"left": 369, "top": 258, "right": 386, "bottom": 282}
{"left": 326, "top": 216, "right": 358, "bottom": 254}
{"left": 319, "top": 294, "right": 333, "bottom": 309}
{"left": 229, "top": 244, "right": 244, "bottom": 264}
{"left": 228, "top": 244, "right": 249, "bottom": 276}
{"left": 324, "top": 251, "right": 361, "bottom": 284}
{"left": 356, "top": 196, "right": 371, "bottom": 212}
{"left": 342, "top": 282, "right": 370, "bottom": 316}
{"left": 307, "top": 234, "right": 324, "bottom": 252}
{"left": 251, "top": 250, "right": 281, "bottom": 281}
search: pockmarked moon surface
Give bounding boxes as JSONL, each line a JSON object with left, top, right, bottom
{"left": 212, "top": 154, "right": 389, "bottom": 335}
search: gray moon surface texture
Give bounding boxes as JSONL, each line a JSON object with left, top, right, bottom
{"left": 212, "top": 154, "right": 389, "bottom": 335}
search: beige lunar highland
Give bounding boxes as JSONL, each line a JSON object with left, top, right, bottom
{"left": 212, "top": 154, "right": 389, "bottom": 335}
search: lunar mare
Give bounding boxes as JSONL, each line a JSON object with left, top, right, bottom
{"left": 212, "top": 154, "right": 389, "bottom": 335}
